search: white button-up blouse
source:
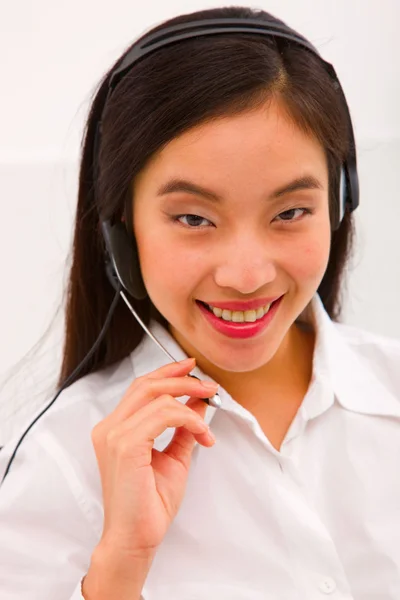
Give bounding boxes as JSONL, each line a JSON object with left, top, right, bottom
{"left": 0, "top": 293, "right": 399, "bottom": 599}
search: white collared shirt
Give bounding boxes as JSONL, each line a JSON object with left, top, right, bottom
{"left": 0, "top": 293, "right": 399, "bottom": 600}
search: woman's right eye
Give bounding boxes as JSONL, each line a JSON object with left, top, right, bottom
{"left": 174, "top": 214, "right": 213, "bottom": 228}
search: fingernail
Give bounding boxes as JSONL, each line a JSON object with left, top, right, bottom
{"left": 201, "top": 381, "right": 219, "bottom": 391}
{"left": 179, "top": 357, "right": 195, "bottom": 366}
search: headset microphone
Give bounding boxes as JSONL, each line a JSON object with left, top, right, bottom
{"left": 1, "top": 16, "right": 359, "bottom": 486}
{"left": 101, "top": 220, "right": 222, "bottom": 408}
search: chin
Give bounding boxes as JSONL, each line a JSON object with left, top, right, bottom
{"left": 202, "top": 341, "right": 279, "bottom": 373}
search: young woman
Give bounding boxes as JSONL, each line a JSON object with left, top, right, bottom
{"left": 1, "top": 5, "right": 399, "bottom": 600}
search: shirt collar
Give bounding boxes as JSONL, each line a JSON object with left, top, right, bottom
{"left": 129, "top": 294, "right": 400, "bottom": 429}
{"left": 301, "top": 294, "right": 400, "bottom": 419}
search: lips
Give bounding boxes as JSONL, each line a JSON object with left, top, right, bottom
{"left": 196, "top": 295, "right": 284, "bottom": 339}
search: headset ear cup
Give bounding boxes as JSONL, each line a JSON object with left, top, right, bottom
{"left": 101, "top": 220, "right": 148, "bottom": 300}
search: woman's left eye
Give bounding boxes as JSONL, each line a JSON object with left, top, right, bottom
{"left": 275, "top": 208, "right": 312, "bottom": 223}
{"left": 174, "top": 214, "right": 212, "bottom": 228}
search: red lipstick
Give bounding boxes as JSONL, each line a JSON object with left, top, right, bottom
{"left": 196, "top": 295, "right": 284, "bottom": 339}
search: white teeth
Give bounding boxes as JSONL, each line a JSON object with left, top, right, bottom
{"left": 232, "top": 311, "right": 244, "bottom": 323}
{"left": 210, "top": 303, "right": 271, "bottom": 322}
{"left": 256, "top": 307, "right": 264, "bottom": 319}
{"left": 244, "top": 310, "right": 257, "bottom": 322}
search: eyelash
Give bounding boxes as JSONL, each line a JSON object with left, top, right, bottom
{"left": 172, "top": 208, "right": 314, "bottom": 229}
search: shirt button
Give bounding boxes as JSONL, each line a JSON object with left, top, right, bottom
{"left": 319, "top": 577, "right": 337, "bottom": 594}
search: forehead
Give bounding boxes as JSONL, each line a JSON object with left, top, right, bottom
{"left": 135, "top": 97, "right": 327, "bottom": 194}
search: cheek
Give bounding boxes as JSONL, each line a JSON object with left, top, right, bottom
{"left": 136, "top": 230, "right": 205, "bottom": 300}
{"left": 287, "top": 233, "right": 331, "bottom": 283}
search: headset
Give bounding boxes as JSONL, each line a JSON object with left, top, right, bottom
{"left": 0, "top": 17, "right": 359, "bottom": 486}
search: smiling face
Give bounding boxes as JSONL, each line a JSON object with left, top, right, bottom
{"left": 132, "top": 97, "right": 331, "bottom": 375}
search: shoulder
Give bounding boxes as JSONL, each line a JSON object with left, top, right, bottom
{"left": 32, "top": 353, "right": 135, "bottom": 439}
{"left": 333, "top": 321, "right": 400, "bottom": 395}
{"left": 0, "top": 358, "right": 138, "bottom": 597}
{"left": 334, "top": 320, "right": 400, "bottom": 357}
{"left": 0, "top": 354, "right": 135, "bottom": 485}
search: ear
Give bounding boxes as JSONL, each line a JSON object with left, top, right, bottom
{"left": 101, "top": 219, "right": 148, "bottom": 300}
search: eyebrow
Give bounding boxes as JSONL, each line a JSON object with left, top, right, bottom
{"left": 156, "top": 174, "right": 323, "bottom": 203}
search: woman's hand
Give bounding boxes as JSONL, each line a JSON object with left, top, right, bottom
{"left": 91, "top": 357, "right": 218, "bottom": 559}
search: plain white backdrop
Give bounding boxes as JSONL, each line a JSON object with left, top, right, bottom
{"left": 0, "top": 0, "right": 399, "bottom": 444}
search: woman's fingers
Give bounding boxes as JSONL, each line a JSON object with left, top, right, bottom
{"left": 105, "top": 395, "right": 210, "bottom": 448}
{"left": 111, "top": 372, "right": 218, "bottom": 424}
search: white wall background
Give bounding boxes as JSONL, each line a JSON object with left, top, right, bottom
{"left": 0, "top": 0, "right": 399, "bottom": 444}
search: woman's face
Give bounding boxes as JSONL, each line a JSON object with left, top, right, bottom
{"left": 132, "top": 97, "right": 331, "bottom": 373}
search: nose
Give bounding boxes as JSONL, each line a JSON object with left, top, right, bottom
{"left": 213, "top": 232, "right": 277, "bottom": 295}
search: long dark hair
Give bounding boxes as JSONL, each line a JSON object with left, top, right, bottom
{"left": 59, "top": 5, "right": 356, "bottom": 388}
